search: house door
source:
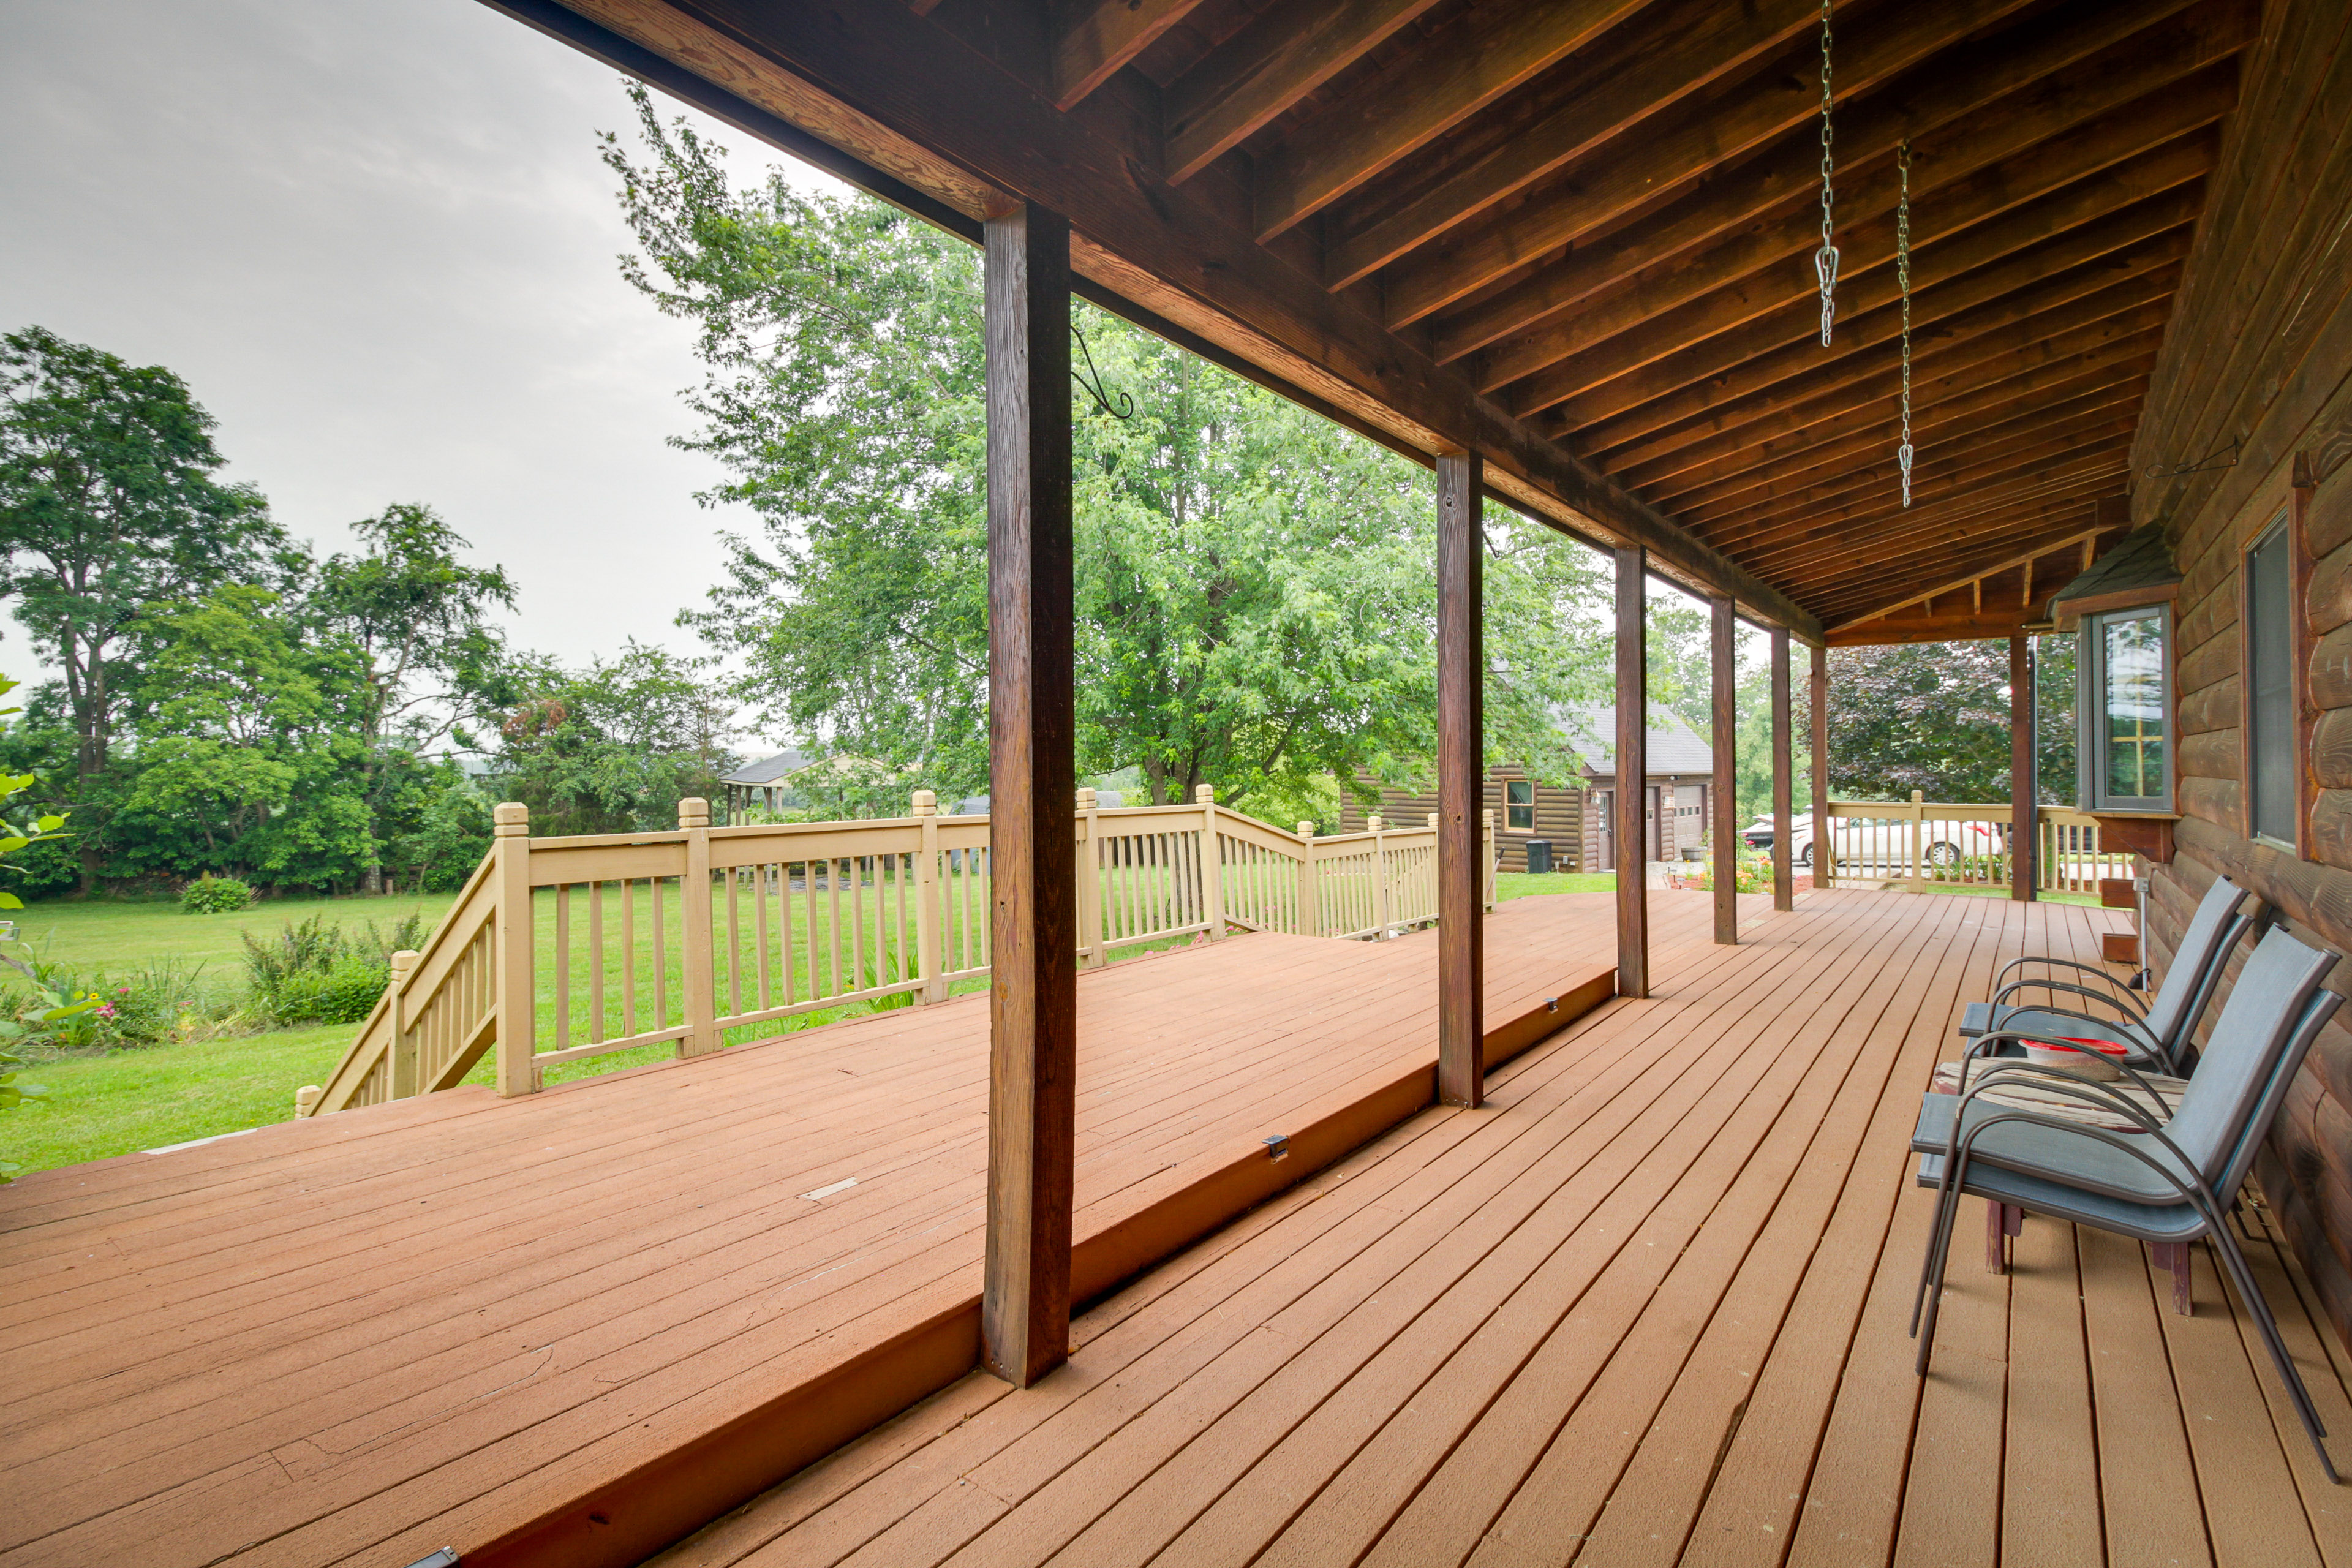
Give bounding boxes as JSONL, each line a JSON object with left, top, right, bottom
{"left": 1597, "top": 790, "right": 1616, "bottom": 872}
{"left": 1646, "top": 785, "right": 1664, "bottom": 863}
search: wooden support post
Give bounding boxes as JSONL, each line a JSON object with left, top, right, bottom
{"left": 1811, "top": 643, "right": 1831, "bottom": 886}
{"left": 2010, "top": 635, "right": 2038, "bottom": 902}
{"left": 913, "top": 790, "right": 947, "bottom": 1001}
{"left": 679, "top": 797, "right": 718, "bottom": 1057}
{"left": 1437, "top": 451, "right": 1485, "bottom": 1105}
{"left": 1616, "top": 547, "right": 1649, "bottom": 998}
{"left": 1076, "top": 787, "right": 1102, "bottom": 968}
{"left": 1771, "top": 628, "right": 1794, "bottom": 912}
{"left": 982, "top": 201, "right": 1077, "bottom": 1390}
{"left": 387, "top": 949, "right": 420, "bottom": 1099}
{"left": 1296, "top": 822, "right": 1319, "bottom": 938}
{"left": 1196, "top": 783, "right": 1225, "bottom": 941}
{"left": 492, "top": 801, "right": 535, "bottom": 1096}
{"left": 1709, "top": 597, "right": 1736, "bottom": 946}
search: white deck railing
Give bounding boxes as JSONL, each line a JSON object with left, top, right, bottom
{"left": 303, "top": 791, "right": 1498, "bottom": 1116}
{"left": 1815, "top": 795, "right": 2132, "bottom": 894}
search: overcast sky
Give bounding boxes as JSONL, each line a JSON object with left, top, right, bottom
{"left": 0, "top": 0, "right": 845, "bottom": 704}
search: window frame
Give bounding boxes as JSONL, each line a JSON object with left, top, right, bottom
{"left": 2077, "top": 603, "right": 2174, "bottom": 814}
{"left": 1504, "top": 778, "right": 1535, "bottom": 833}
{"left": 2242, "top": 508, "right": 2299, "bottom": 852}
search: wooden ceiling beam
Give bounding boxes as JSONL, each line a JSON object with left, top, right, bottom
{"left": 1605, "top": 267, "right": 2177, "bottom": 477}
{"left": 1050, "top": 0, "right": 1211, "bottom": 110}
{"left": 548, "top": 0, "right": 1822, "bottom": 635}
{"left": 1802, "top": 511, "right": 2111, "bottom": 614}
{"left": 1547, "top": 197, "right": 2195, "bottom": 443}
{"left": 1159, "top": 0, "right": 1446, "bottom": 184}
{"left": 1823, "top": 519, "right": 2116, "bottom": 629}
{"left": 1511, "top": 149, "right": 2208, "bottom": 421}
{"left": 1571, "top": 238, "right": 2187, "bottom": 458}
{"left": 1828, "top": 607, "right": 2064, "bottom": 647}
{"left": 1376, "top": 0, "right": 2049, "bottom": 328}
{"left": 1714, "top": 435, "right": 2139, "bottom": 563}
{"left": 1741, "top": 457, "right": 2132, "bottom": 575}
{"left": 1319, "top": 0, "right": 1817, "bottom": 289}
{"left": 1620, "top": 309, "right": 2171, "bottom": 495}
{"left": 1687, "top": 407, "right": 2142, "bottom": 537}
{"left": 1677, "top": 378, "right": 2150, "bottom": 534}
{"left": 1653, "top": 355, "right": 2158, "bottom": 516}
{"left": 1474, "top": 75, "right": 2229, "bottom": 394}
{"left": 1425, "top": 0, "right": 2225, "bottom": 367}
{"left": 1245, "top": 0, "right": 1648, "bottom": 236}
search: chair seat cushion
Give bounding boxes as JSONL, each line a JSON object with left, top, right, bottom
{"left": 1928, "top": 1060, "right": 2187, "bottom": 1131}
{"left": 1910, "top": 1091, "right": 2201, "bottom": 1204}
{"left": 1915, "top": 1151, "right": 2210, "bottom": 1243}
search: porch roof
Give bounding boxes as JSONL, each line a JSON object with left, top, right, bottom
{"left": 491, "top": 0, "right": 2257, "bottom": 645}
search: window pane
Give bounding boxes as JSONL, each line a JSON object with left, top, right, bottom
{"left": 2248, "top": 521, "right": 2295, "bottom": 840}
{"left": 2101, "top": 612, "right": 2166, "bottom": 801}
{"left": 1506, "top": 779, "right": 1534, "bottom": 830}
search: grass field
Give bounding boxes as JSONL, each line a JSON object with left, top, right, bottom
{"left": 5, "top": 890, "right": 458, "bottom": 1000}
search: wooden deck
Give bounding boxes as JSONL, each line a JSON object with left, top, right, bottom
{"left": 0, "top": 892, "right": 1637, "bottom": 1568}
{"left": 652, "top": 888, "right": 2352, "bottom": 1568}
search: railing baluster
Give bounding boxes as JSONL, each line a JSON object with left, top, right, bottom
{"left": 727, "top": 865, "right": 744, "bottom": 1017}
{"left": 589, "top": 881, "right": 606, "bottom": 1044}
{"left": 652, "top": 875, "right": 668, "bottom": 1030}
{"left": 621, "top": 876, "right": 637, "bottom": 1038}
{"left": 554, "top": 883, "right": 572, "bottom": 1052}
{"left": 755, "top": 862, "right": 773, "bottom": 1011}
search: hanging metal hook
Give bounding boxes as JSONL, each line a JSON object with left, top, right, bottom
{"left": 1071, "top": 323, "right": 1134, "bottom": 421}
{"left": 1896, "top": 139, "right": 1913, "bottom": 508}
{"left": 1814, "top": 0, "right": 1839, "bottom": 346}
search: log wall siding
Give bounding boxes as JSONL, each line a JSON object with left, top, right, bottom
{"left": 2136, "top": 0, "right": 2352, "bottom": 1343}
{"left": 1343, "top": 767, "right": 1588, "bottom": 873}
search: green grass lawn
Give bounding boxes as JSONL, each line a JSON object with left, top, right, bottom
{"left": 6, "top": 890, "right": 457, "bottom": 1001}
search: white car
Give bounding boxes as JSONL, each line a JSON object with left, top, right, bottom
{"left": 1740, "top": 812, "right": 2003, "bottom": 869}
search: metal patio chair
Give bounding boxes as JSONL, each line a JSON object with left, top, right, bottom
{"left": 1910, "top": 925, "right": 2343, "bottom": 1479}
{"left": 1958, "top": 875, "right": 2256, "bottom": 1074}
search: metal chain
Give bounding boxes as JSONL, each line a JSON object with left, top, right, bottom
{"left": 1815, "top": 0, "right": 1838, "bottom": 346}
{"left": 1897, "top": 140, "right": 1914, "bottom": 508}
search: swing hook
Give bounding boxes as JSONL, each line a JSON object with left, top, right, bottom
{"left": 1071, "top": 323, "right": 1134, "bottom": 421}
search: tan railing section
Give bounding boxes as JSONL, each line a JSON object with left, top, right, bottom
{"left": 303, "top": 790, "right": 1498, "bottom": 1116}
{"left": 1814, "top": 794, "right": 2133, "bottom": 894}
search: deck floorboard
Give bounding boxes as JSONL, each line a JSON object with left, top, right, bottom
{"left": 0, "top": 892, "right": 1638, "bottom": 1568}
{"left": 663, "top": 891, "right": 2352, "bottom": 1568}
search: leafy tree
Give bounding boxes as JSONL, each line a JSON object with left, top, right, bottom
{"left": 0, "top": 673, "right": 88, "bottom": 1181}
{"left": 492, "top": 642, "right": 737, "bottom": 835}
{"left": 309, "top": 503, "right": 516, "bottom": 889}
{"left": 0, "top": 327, "right": 287, "bottom": 886}
{"left": 1820, "top": 640, "right": 2016, "bottom": 802}
{"left": 606, "top": 89, "right": 1607, "bottom": 816}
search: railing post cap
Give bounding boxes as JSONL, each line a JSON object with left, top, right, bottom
{"left": 1077, "top": 786, "right": 1097, "bottom": 809}
{"left": 390, "top": 948, "right": 420, "bottom": 974}
{"left": 1367, "top": 814, "right": 1383, "bottom": 832}
{"left": 679, "top": 797, "right": 711, "bottom": 827}
{"left": 493, "top": 801, "right": 529, "bottom": 836}
{"left": 295, "top": 1085, "right": 322, "bottom": 1117}
{"left": 1428, "top": 812, "right": 1440, "bottom": 828}
{"left": 1298, "top": 821, "right": 1317, "bottom": 837}
{"left": 1194, "top": 783, "right": 1215, "bottom": 804}
{"left": 911, "top": 788, "right": 937, "bottom": 815}
{"left": 1482, "top": 809, "right": 1494, "bottom": 826}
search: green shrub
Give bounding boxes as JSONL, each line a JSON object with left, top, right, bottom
{"left": 241, "top": 912, "right": 428, "bottom": 1025}
{"left": 181, "top": 876, "right": 255, "bottom": 914}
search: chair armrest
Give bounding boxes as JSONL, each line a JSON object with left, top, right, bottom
{"left": 1954, "top": 1058, "right": 2169, "bottom": 1136}
{"left": 1994, "top": 955, "right": 2147, "bottom": 1004}
{"left": 1949, "top": 1105, "right": 2220, "bottom": 1223}
{"left": 1969, "top": 1008, "right": 2163, "bottom": 1063}
{"left": 1989, "top": 974, "right": 2149, "bottom": 1025}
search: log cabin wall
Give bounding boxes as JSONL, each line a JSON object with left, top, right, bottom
{"left": 2136, "top": 0, "right": 2352, "bottom": 1347}
{"left": 1343, "top": 767, "right": 1588, "bottom": 873}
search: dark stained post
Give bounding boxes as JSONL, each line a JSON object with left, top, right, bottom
{"left": 2010, "top": 633, "right": 2038, "bottom": 902}
{"left": 1771, "top": 627, "right": 1794, "bottom": 912}
{"left": 1616, "top": 547, "right": 1648, "bottom": 998}
{"left": 1810, "top": 642, "right": 1830, "bottom": 882}
{"left": 1436, "top": 452, "right": 1485, "bottom": 1107}
{"left": 1710, "top": 597, "right": 1737, "bottom": 945}
{"left": 982, "top": 202, "right": 1077, "bottom": 1389}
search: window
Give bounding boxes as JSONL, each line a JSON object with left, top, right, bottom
{"left": 2246, "top": 511, "right": 2296, "bottom": 847}
{"left": 1505, "top": 778, "right": 1534, "bottom": 831}
{"left": 2079, "top": 605, "right": 2171, "bottom": 811}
